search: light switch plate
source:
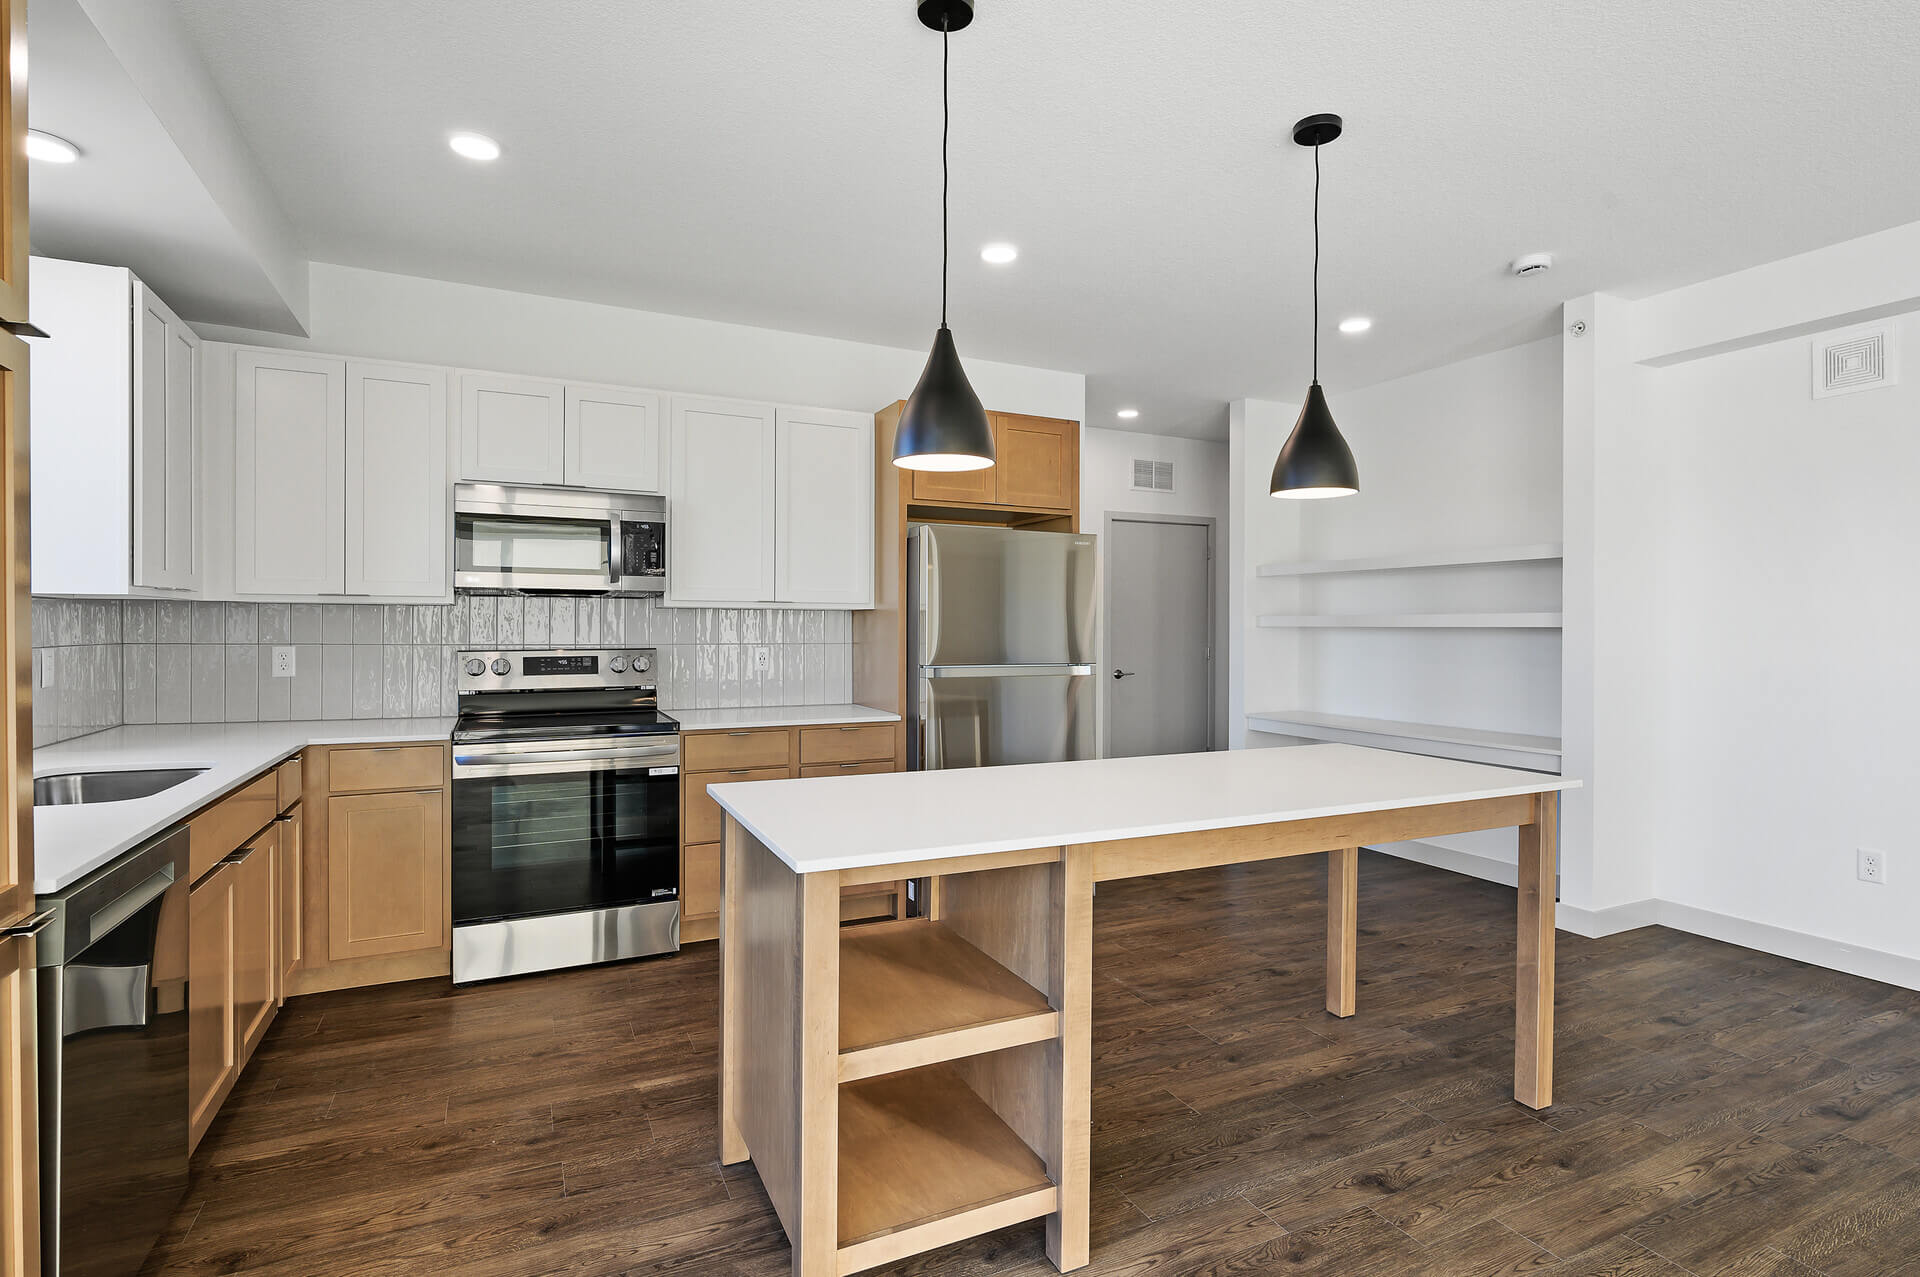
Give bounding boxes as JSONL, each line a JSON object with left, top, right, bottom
{"left": 271, "top": 646, "right": 296, "bottom": 678}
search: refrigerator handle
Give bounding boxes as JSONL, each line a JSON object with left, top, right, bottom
{"left": 920, "top": 531, "right": 939, "bottom": 667}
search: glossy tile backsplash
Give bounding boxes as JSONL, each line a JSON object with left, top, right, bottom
{"left": 31, "top": 596, "right": 854, "bottom": 747}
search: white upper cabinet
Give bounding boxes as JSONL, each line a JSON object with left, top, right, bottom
{"left": 775, "top": 407, "right": 873, "bottom": 607}
{"left": 346, "top": 362, "right": 448, "bottom": 596}
{"left": 667, "top": 396, "right": 777, "bottom": 604}
{"left": 566, "top": 382, "right": 663, "bottom": 493}
{"left": 458, "top": 373, "right": 564, "bottom": 485}
{"left": 29, "top": 257, "right": 199, "bottom": 595}
{"left": 135, "top": 284, "right": 200, "bottom": 590}
{"left": 234, "top": 351, "right": 347, "bottom": 595}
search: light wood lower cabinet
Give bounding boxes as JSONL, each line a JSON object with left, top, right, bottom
{"left": 233, "top": 826, "right": 279, "bottom": 1063}
{"left": 187, "top": 860, "right": 237, "bottom": 1150}
{"left": 680, "top": 721, "right": 900, "bottom": 941}
{"left": 275, "top": 805, "right": 302, "bottom": 1005}
{"left": 327, "top": 788, "right": 446, "bottom": 962}
{"left": 292, "top": 743, "right": 451, "bottom": 996}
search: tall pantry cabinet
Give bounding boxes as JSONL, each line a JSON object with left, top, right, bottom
{"left": 1, "top": 5, "right": 41, "bottom": 1272}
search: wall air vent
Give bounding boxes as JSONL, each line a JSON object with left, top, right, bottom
{"left": 1130, "top": 459, "right": 1175, "bottom": 493}
{"left": 1812, "top": 324, "right": 1896, "bottom": 399}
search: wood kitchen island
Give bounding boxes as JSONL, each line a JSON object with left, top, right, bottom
{"left": 710, "top": 744, "right": 1580, "bottom": 1276}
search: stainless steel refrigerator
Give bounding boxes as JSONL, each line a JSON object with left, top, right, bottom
{"left": 907, "top": 523, "right": 1099, "bottom": 769}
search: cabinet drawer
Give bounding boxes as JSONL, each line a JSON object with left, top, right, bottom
{"left": 276, "top": 756, "right": 303, "bottom": 812}
{"left": 684, "top": 766, "right": 788, "bottom": 845}
{"left": 799, "top": 724, "right": 893, "bottom": 766}
{"left": 328, "top": 744, "right": 445, "bottom": 794}
{"left": 799, "top": 760, "right": 895, "bottom": 779}
{"left": 188, "top": 773, "right": 280, "bottom": 882}
{"left": 683, "top": 729, "right": 790, "bottom": 772}
{"left": 684, "top": 842, "right": 721, "bottom": 920}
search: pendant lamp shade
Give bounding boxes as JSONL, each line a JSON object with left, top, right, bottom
{"left": 893, "top": 0, "right": 997, "bottom": 472}
{"left": 1271, "top": 113, "right": 1359, "bottom": 499}
{"left": 1269, "top": 383, "right": 1358, "bottom": 497}
{"left": 895, "top": 324, "right": 994, "bottom": 471}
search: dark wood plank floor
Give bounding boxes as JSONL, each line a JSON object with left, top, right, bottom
{"left": 144, "top": 852, "right": 1920, "bottom": 1276}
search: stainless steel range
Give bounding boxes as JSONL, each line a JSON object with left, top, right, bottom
{"left": 451, "top": 647, "right": 681, "bottom": 984}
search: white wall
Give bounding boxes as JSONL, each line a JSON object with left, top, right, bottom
{"left": 1079, "top": 427, "right": 1230, "bottom": 749}
{"left": 1619, "top": 312, "right": 1920, "bottom": 974}
{"left": 198, "top": 263, "right": 1085, "bottom": 423}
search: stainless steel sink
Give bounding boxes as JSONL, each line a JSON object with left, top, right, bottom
{"left": 33, "top": 768, "right": 208, "bottom": 806}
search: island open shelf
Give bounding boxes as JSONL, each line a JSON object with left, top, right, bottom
{"left": 838, "top": 1064, "right": 1058, "bottom": 1272}
{"left": 840, "top": 918, "right": 1059, "bottom": 1083}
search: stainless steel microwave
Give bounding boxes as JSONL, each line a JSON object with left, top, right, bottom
{"left": 454, "top": 482, "right": 667, "bottom": 595}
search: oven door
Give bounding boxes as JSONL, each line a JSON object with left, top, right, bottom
{"left": 451, "top": 739, "right": 681, "bottom": 928}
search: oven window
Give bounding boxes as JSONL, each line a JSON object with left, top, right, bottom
{"left": 452, "top": 766, "right": 679, "bottom": 925}
{"left": 456, "top": 514, "right": 610, "bottom": 580}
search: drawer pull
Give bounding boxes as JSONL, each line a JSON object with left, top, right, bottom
{"left": 840, "top": 762, "right": 859, "bottom": 769}
{"left": 728, "top": 768, "right": 749, "bottom": 775}
{"left": 727, "top": 731, "right": 753, "bottom": 737}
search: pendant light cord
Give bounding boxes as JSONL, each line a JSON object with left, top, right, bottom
{"left": 940, "top": 16, "right": 951, "bottom": 328}
{"left": 1311, "top": 140, "right": 1321, "bottom": 385}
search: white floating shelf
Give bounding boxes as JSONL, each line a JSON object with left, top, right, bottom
{"left": 1256, "top": 543, "right": 1563, "bottom": 577}
{"left": 1247, "top": 710, "right": 1562, "bottom": 772}
{"left": 1255, "top": 612, "right": 1563, "bottom": 629}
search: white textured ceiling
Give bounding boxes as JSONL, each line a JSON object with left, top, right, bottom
{"left": 141, "top": 1, "right": 1920, "bottom": 438}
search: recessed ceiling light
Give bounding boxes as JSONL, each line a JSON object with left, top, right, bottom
{"left": 1116, "top": 408, "right": 1140, "bottom": 420}
{"left": 1338, "top": 316, "right": 1372, "bottom": 335}
{"left": 25, "top": 130, "right": 79, "bottom": 164}
{"left": 448, "top": 132, "right": 501, "bottom": 162}
{"left": 979, "top": 242, "right": 1018, "bottom": 265}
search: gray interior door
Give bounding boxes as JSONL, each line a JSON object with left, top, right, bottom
{"left": 1107, "top": 518, "right": 1212, "bottom": 757}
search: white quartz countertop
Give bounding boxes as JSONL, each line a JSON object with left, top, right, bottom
{"left": 33, "top": 719, "right": 455, "bottom": 894}
{"left": 709, "top": 743, "right": 1581, "bottom": 874}
{"left": 664, "top": 704, "right": 898, "bottom": 732}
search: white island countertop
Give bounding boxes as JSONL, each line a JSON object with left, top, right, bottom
{"left": 33, "top": 718, "right": 455, "bottom": 894}
{"left": 664, "top": 704, "right": 897, "bottom": 732}
{"left": 709, "top": 743, "right": 1580, "bottom": 874}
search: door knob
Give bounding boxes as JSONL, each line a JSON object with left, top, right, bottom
{"left": 1112, "top": 669, "right": 1136, "bottom": 680}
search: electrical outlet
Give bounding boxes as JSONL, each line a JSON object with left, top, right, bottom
{"left": 1858, "top": 848, "right": 1887, "bottom": 884}
{"left": 753, "top": 646, "right": 771, "bottom": 673}
{"left": 271, "top": 646, "right": 296, "bottom": 678}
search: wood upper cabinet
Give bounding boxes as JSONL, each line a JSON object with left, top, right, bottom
{"left": 909, "top": 456, "right": 995, "bottom": 506}
{"left": 457, "top": 372, "right": 565, "bottom": 485}
{"left": 566, "top": 382, "right": 663, "bottom": 493}
{"left": 234, "top": 350, "right": 347, "bottom": 595}
{"left": 345, "top": 361, "right": 448, "bottom": 596}
{"left": 667, "top": 396, "right": 778, "bottom": 604}
{"left": 187, "top": 860, "right": 237, "bottom": 1149}
{"left": 775, "top": 406, "right": 874, "bottom": 606}
{"left": 906, "top": 412, "right": 1078, "bottom": 513}
{"left": 327, "top": 788, "right": 447, "bottom": 962}
{"left": 994, "top": 415, "right": 1077, "bottom": 511}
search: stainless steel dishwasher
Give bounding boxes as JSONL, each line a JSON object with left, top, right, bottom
{"left": 35, "top": 825, "right": 189, "bottom": 1276}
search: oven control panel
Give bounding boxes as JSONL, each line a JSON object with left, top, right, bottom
{"left": 456, "top": 648, "right": 657, "bottom": 694}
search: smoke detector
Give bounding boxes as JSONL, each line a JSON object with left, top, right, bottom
{"left": 1511, "top": 253, "right": 1554, "bottom": 277}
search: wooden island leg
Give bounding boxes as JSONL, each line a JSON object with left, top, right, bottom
{"left": 1326, "top": 846, "right": 1359, "bottom": 1017}
{"left": 719, "top": 820, "right": 747, "bottom": 1166}
{"left": 1515, "top": 793, "right": 1558, "bottom": 1109}
{"left": 1047, "top": 846, "right": 1094, "bottom": 1271}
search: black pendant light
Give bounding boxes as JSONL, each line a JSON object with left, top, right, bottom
{"left": 1270, "top": 113, "right": 1359, "bottom": 499}
{"left": 893, "top": 0, "right": 996, "bottom": 472}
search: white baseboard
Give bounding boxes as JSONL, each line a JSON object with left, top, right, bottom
{"left": 1371, "top": 841, "right": 1920, "bottom": 991}
{"left": 1650, "top": 900, "right": 1920, "bottom": 993}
